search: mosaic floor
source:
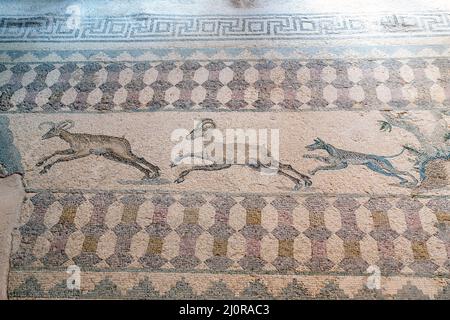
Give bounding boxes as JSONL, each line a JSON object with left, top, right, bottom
{"left": 1, "top": 0, "right": 450, "bottom": 299}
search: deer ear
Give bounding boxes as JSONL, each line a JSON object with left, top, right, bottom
{"left": 201, "top": 119, "right": 216, "bottom": 129}
{"left": 57, "top": 120, "right": 74, "bottom": 130}
{"left": 38, "top": 121, "right": 56, "bottom": 130}
{"left": 186, "top": 129, "right": 195, "bottom": 139}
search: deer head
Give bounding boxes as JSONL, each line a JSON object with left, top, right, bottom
{"left": 186, "top": 118, "right": 217, "bottom": 140}
{"left": 39, "top": 120, "right": 74, "bottom": 140}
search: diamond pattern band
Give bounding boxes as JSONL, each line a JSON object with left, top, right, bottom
{"left": 1, "top": 58, "right": 449, "bottom": 112}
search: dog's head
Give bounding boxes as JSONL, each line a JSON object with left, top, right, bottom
{"left": 305, "top": 138, "right": 327, "bottom": 151}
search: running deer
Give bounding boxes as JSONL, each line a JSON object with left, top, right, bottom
{"left": 171, "top": 119, "right": 312, "bottom": 190}
{"left": 37, "top": 120, "right": 160, "bottom": 180}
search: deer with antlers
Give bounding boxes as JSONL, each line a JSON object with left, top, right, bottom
{"left": 170, "top": 119, "right": 312, "bottom": 190}
{"left": 37, "top": 120, "right": 160, "bottom": 180}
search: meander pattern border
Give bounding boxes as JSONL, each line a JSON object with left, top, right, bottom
{"left": 1, "top": 12, "right": 450, "bottom": 42}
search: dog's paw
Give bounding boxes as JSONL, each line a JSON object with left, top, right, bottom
{"left": 404, "top": 181, "right": 418, "bottom": 188}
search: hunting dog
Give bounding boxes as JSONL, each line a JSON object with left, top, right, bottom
{"left": 304, "top": 138, "right": 418, "bottom": 186}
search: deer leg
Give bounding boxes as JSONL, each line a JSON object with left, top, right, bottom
{"left": 277, "top": 169, "right": 304, "bottom": 191}
{"left": 278, "top": 162, "right": 312, "bottom": 186}
{"left": 174, "top": 164, "right": 231, "bottom": 184}
{"left": 36, "top": 149, "right": 74, "bottom": 167}
{"left": 128, "top": 153, "right": 161, "bottom": 177}
{"left": 249, "top": 162, "right": 305, "bottom": 191}
{"left": 170, "top": 153, "right": 205, "bottom": 167}
{"left": 39, "top": 151, "right": 90, "bottom": 174}
{"left": 103, "top": 152, "right": 157, "bottom": 180}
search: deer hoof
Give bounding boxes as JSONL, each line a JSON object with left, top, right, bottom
{"left": 174, "top": 177, "right": 185, "bottom": 184}
{"left": 143, "top": 173, "right": 159, "bottom": 180}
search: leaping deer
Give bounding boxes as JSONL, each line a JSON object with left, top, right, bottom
{"left": 171, "top": 119, "right": 312, "bottom": 190}
{"left": 37, "top": 120, "right": 160, "bottom": 180}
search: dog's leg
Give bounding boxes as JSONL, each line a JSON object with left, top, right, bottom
{"left": 366, "top": 162, "right": 418, "bottom": 186}
{"left": 303, "top": 154, "right": 331, "bottom": 163}
{"left": 309, "top": 162, "right": 348, "bottom": 175}
{"left": 396, "top": 171, "right": 418, "bottom": 186}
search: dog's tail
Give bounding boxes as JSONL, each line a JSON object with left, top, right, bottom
{"left": 383, "top": 147, "right": 407, "bottom": 159}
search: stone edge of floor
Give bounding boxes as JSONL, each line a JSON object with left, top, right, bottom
{"left": 0, "top": 173, "right": 25, "bottom": 300}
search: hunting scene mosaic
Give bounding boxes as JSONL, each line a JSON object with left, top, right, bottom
{"left": 1, "top": 6, "right": 450, "bottom": 299}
